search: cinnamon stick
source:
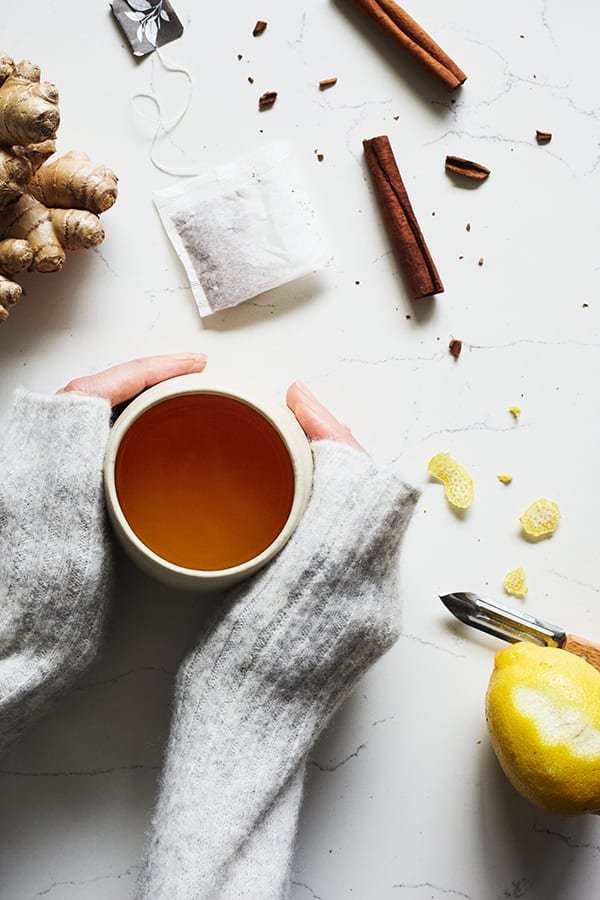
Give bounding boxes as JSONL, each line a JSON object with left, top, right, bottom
{"left": 340, "top": 0, "right": 466, "bottom": 90}
{"left": 363, "top": 135, "right": 444, "bottom": 299}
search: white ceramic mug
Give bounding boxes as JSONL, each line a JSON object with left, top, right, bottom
{"left": 104, "top": 374, "right": 313, "bottom": 590}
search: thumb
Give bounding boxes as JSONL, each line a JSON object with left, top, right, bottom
{"left": 286, "top": 382, "right": 365, "bottom": 452}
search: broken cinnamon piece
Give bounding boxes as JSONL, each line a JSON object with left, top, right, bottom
{"left": 319, "top": 77, "right": 338, "bottom": 89}
{"left": 449, "top": 338, "right": 462, "bottom": 358}
{"left": 317, "top": 153, "right": 324, "bottom": 161}
{"left": 536, "top": 130, "right": 552, "bottom": 144}
{"left": 363, "top": 134, "right": 444, "bottom": 299}
{"left": 445, "top": 155, "right": 490, "bottom": 180}
{"left": 340, "top": 0, "right": 466, "bottom": 90}
{"left": 258, "top": 91, "right": 277, "bottom": 110}
{"left": 253, "top": 20, "right": 267, "bottom": 36}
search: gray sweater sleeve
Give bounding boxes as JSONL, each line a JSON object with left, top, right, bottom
{"left": 136, "top": 440, "right": 420, "bottom": 900}
{"left": 0, "top": 390, "right": 112, "bottom": 753}
{"left": 0, "top": 390, "right": 419, "bottom": 898}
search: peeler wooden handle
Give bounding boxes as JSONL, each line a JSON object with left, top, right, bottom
{"left": 562, "top": 635, "right": 600, "bottom": 674}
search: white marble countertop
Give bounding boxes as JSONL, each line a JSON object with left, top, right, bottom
{"left": 2, "top": 1, "right": 600, "bottom": 897}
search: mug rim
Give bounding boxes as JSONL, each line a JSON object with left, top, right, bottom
{"left": 103, "top": 374, "right": 313, "bottom": 587}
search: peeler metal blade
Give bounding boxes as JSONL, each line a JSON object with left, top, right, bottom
{"left": 440, "top": 591, "right": 566, "bottom": 649}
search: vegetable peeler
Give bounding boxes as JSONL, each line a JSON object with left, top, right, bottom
{"left": 440, "top": 591, "right": 600, "bottom": 673}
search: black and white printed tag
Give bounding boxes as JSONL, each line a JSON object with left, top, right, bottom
{"left": 111, "top": 0, "right": 184, "bottom": 57}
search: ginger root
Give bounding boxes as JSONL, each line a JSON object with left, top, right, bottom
{"left": 0, "top": 54, "right": 118, "bottom": 322}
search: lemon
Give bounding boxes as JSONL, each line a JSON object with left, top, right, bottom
{"left": 486, "top": 642, "right": 600, "bottom": 815}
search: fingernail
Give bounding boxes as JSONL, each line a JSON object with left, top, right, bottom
{"left": 174, "top": 353, "right": 207, "bottom": 370}
{"left": 294, "top": 381, "right": 317, "bottom": 402}
{"left": 173, "top": 352, "right": 207, "bottom": 361}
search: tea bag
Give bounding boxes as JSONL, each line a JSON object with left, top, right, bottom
{"left": 153, "top": 142, "right": 328, "bottom": 316}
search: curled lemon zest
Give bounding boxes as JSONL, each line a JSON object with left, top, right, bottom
{"left": 428, "top": 452, "right": 474, "bottom": 509}
{"left": 520, "top": 498, "right": 561, "bottom": 537}
{"left": 503, "top": 566, "right": 528, "bottom": 598}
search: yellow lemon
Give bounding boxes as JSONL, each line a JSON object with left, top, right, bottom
{"left": 486, "top": 642, "right": 600, "bottom": 815}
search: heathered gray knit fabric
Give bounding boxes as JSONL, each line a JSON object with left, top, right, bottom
{"left": 136, "top": 440, "right": 420, "bottom": 900}
{"left": 0, "top": 390, "right": 112, "bottom": 753}
{"left": 0, "top": 392, "right": 419, "bottom": 899}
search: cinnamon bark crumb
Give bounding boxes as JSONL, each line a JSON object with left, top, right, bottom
{"left": 258, "top": 91, "right": 277, "bottom": 110}
{"left": 253, "top": 20, "right": 267, "bottom": 36}
{"left": 466, "top": 223, "right": 471, "bottom": 232}
{"left": 536, "top": 130, "right": 552, "bottom": 144}
{"left": 248, "top": 76, "right": 254, "bottom": 84}
{"left": 449, "top": 339, "right": 462, "bottom": 358}
{"left": 319, "top": 77, "right": 338, "bottom": 90}
{"left": 445, "top": 155, "right": 490, "bottom": 181}
{"left": 478, "top": 258, "right": 484, "bottom": 266}
{"left": 317, "top": 153, "right": 324, "bottom": 162}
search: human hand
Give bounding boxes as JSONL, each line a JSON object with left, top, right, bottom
{"left": 286, "top": 381, "right": 364, "bottom": 452}
{"left": 58, "top": 352, "right": 207, "bottom": 405}
{"left": 59, "top": 359, "right": 361, "bottom": 448}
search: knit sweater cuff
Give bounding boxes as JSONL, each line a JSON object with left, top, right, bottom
{"left": 0, "top": 389, "right": 112, "bottom": 751}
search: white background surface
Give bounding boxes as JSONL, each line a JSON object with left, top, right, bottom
{"left": 1, "top": 1, "right": 600, "bottom": 898}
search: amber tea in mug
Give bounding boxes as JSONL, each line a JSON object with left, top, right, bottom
{"left": 104, "top": 375, "right": 313, "bottom": 590}
{"left": 113, "top": 393, "right": 296, "bottom": 572}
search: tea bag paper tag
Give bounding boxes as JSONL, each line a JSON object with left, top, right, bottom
{"left": 111, "top": 0, "right": 184, "bottom": 57}
{"left": 153, "top": 142, "right": 330, "bottom": 316}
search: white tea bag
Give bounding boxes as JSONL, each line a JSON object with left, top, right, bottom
{"left": 153, "top": 142, "right": 328, "bottom": 316}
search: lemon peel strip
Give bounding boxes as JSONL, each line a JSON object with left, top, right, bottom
{"left": 503, "top": 566, "right": 528, "bottom": 598}
{"left": 520, "top": 498, "right": 561, "bottom": 537}
{"left": 427, "top": 452, "right": 474, "bottom": 509}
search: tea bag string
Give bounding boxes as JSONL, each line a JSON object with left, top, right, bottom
{"left": 131, "top": 47, "right": 203, "bottom": 177}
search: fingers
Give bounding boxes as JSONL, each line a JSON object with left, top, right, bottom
{"left": 59, "top": 361, "right": 363, "bottom": 449}
{"left": 59, "top": 353, "right": 207, "bottom": 406}
{"left": 286, "top": 382, "right": 365, "bottom": 452}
